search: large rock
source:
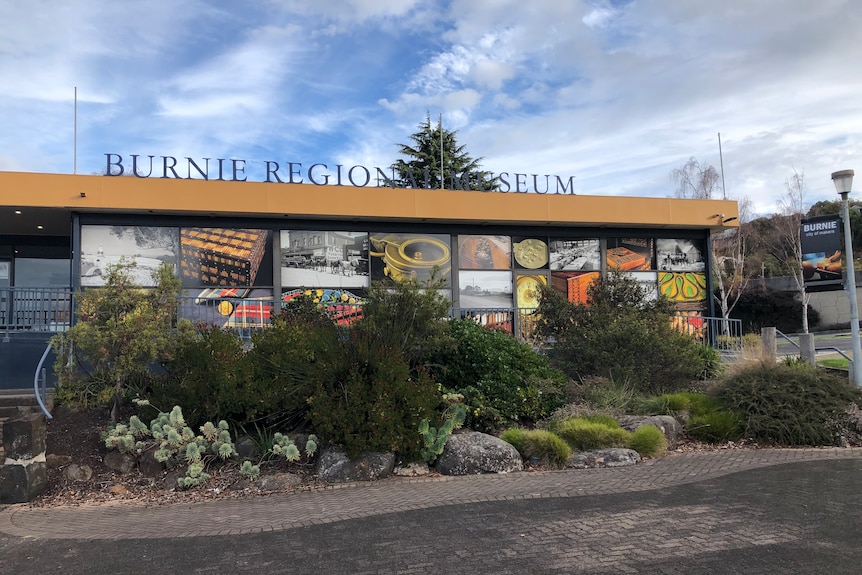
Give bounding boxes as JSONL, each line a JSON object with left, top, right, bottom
{"left": 393, "top": 462, "right": 430, "bottom": 477}
{"left": 618, "top": 415, "right": 681, "bottom": 450}
{"left": 1, "top": 413, "right": 48, "bottom": 503}
{"left": 3, "top": 412, "right": 46, "bottom": 460}
{"left": 64, "top": 463, "right": 94, "bottom": 482}
{"left": 316, "top": 447, "right": 395, "bottom": 483}
{"left": 568, "top": 448, "right": 641, "bottom": 469}
{"left": 255, "top": 473, "right": 304, "bottom": 491}
{"left": 138, "top": 447, "right": 165, "bottom": 477}
{"left": 234, "top": 436, "right": 261, "bottom": 460}
{"left": 0, "top": 461, "right": 47, "bottom": 504}
{"left": 434, "top": 431, "right": 523, "bottom": 476}
{"left": 104, "top": 450, "right": 137, "bottom": 474}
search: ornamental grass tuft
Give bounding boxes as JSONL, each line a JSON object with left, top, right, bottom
{"left": 628, "top": 425, "right": 667, "bottom": 457}
{"left": 554, "top": 418, "right": 631, "bottom": 451}
{"left": 500, "top": 428, "right": 572, "bottom": 468}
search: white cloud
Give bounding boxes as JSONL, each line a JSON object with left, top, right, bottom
{"left": 583, "top": 7, "right": 616, "bottom": 29}
{"left": 157, "top": 25, "right": 303, "bottom": 118}
{"left": 264, "top": 0, "right": 429, "bottom": 31}
{"left": 2, "top": 0, "right": 862, "bottom": 217}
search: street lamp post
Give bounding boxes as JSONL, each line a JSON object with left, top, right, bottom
{"left": 832, "top": 169, "right": 862, "bottom": 387}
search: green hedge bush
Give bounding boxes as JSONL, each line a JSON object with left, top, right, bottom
{"left": 536, "top": 272, "right": 708, "bottom": 395}
{"left": 153, "top": 325, "right": 248, "bottom": 428}
{"left": 307, "top": 335, "right": 439, "bottom": 459}
{"left": 156, "top": 295, "right": 343, "bottom": 430}
{"left": 242, "top": 300, "right": 341, "bottom": 427}
{"left": 719, "top": 362, "right": 862, "bottom": 446}
{"left": 424, "top": 318, "right": 569, "bottom": 431}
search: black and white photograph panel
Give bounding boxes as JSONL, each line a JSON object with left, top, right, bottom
{"left": 280, "top": 230, "right": 370, "bottom": 289}
{"left": 548, "top": 238, "right": 600, "bottom": 271}
{"left": 656, "top": 239, "right": 706, "bottom": 272}
{"left": 80, "top": 225, "right": 179, "bottom": 287}
{"left": 458, "top": 271, "right": 513, "bottom": 309}
{"left": 629, "top": 271, "right": 659, "bottom": 301}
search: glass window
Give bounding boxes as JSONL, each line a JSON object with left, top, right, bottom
{"left": 13, "top": 258, "right": 71, "bottom": 287}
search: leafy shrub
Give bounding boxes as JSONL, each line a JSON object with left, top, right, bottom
{"left": 719, "top": 362, "right": 862, "bottom": 446}
{"left": 577, "top": 376, "right": 644, "bottom": 412}
{"left": 696, "top": 344, "right": 725, "bottom": 379}
{"left": 242, "top": 300, "right": 341, "bottom": 428}
{"left": 307, "top": 335, "right": 440, "bottom": 459}
{"left": 536, "top": 272, "right": 709, "bottom": 394}
{"left": 424, "top": 318, "right": 569, "bottom": 431}
{"left": 628, "top": 426, "right": 667, "bottom": 457}
{"left": 155, "top": 294, "right": 343, "bottom": 430}
{"left": 153, "top": 325, "right": 248, "bottom": 428}
{"left": 352, "top": 276, "right": 451, "bottom": 364}
{"left": 686, "top": 412, "right": 743, "bottom": 443}
{"left": 52, "top": 260, "right": 182, "bottom": 420}
{"left": 500, "top": 428, "right": 572, "bottom": 468}
{"left": 553, "top": 418, "right": 631, "bottom": 451}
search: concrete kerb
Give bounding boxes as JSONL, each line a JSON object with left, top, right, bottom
{"left": 1, "top": 447, "right": 861, "bottom": 540}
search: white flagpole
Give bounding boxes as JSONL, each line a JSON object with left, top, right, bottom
{"left": 718, "top": 132, "right": 726, "bottom": 200}
{"left": 74, "top": 87, "right": 77, "bottom": 175}
{"left": 439, "top": 113, "right": 444, "bottom": 189}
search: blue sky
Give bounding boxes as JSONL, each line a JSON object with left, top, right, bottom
{"left": 2, "top": 0, "right": 862, "bottom": 216}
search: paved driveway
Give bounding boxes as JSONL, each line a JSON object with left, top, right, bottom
{"left": 2, "top": 448, "right": 861, "bottom": 574}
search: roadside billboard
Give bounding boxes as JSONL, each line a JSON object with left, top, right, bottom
{"left": 801, "top": 215, "right": 843, "bottom": 291}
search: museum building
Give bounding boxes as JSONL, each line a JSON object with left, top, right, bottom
{"left": 0, "top": 169, "right": 739, "bottom": 390}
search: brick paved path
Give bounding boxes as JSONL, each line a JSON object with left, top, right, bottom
{"left": 2, "top": 447, "right": 860, "bottom": 540}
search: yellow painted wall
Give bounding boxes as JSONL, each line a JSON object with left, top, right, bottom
{"left": 0, "top": 171, "right": 738, "bottom": 230}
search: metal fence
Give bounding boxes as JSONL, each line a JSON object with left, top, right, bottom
{"left": 176, "top": 295, "right": 363, "bottom": 339}
{"left": 0, "top": 287, "right": 73, "bottom": 333}
{"left": 0, "top": 286, "right": 743, "bottom": 351}
{"left": 671, "top": 313, "right": 744, "bottom": 352}
{"left": 449, "top": 307, "right": 543, "bottom": 344}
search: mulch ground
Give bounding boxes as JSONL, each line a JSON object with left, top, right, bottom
{"left": 34, "top": 404, "right": 757, "bottom": 509}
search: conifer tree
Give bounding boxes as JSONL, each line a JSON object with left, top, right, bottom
{"left": 392, "top": 114, "right": 498, "bottom": 190}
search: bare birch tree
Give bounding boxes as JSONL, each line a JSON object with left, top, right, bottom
{"left": 671, "top": 157, "right": 723, "bottom": 200}
{"left": 712, "top": 197, "right": 751, "bottom": 327}
{"left": 770, "top": 169, "right": 810, "bottom": 332}
{"left": 670, "top": 157, "right": 748, "bottom": 323}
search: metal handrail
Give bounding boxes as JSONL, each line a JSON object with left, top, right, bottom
{"left": 815, "top": 346, "right": 852, "bottom": 362}
{"left": 33, "top": 342, "right": 53, "bottom": 419}
{"left": 775, "top": 329, "right": 800, "bottom": 350}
